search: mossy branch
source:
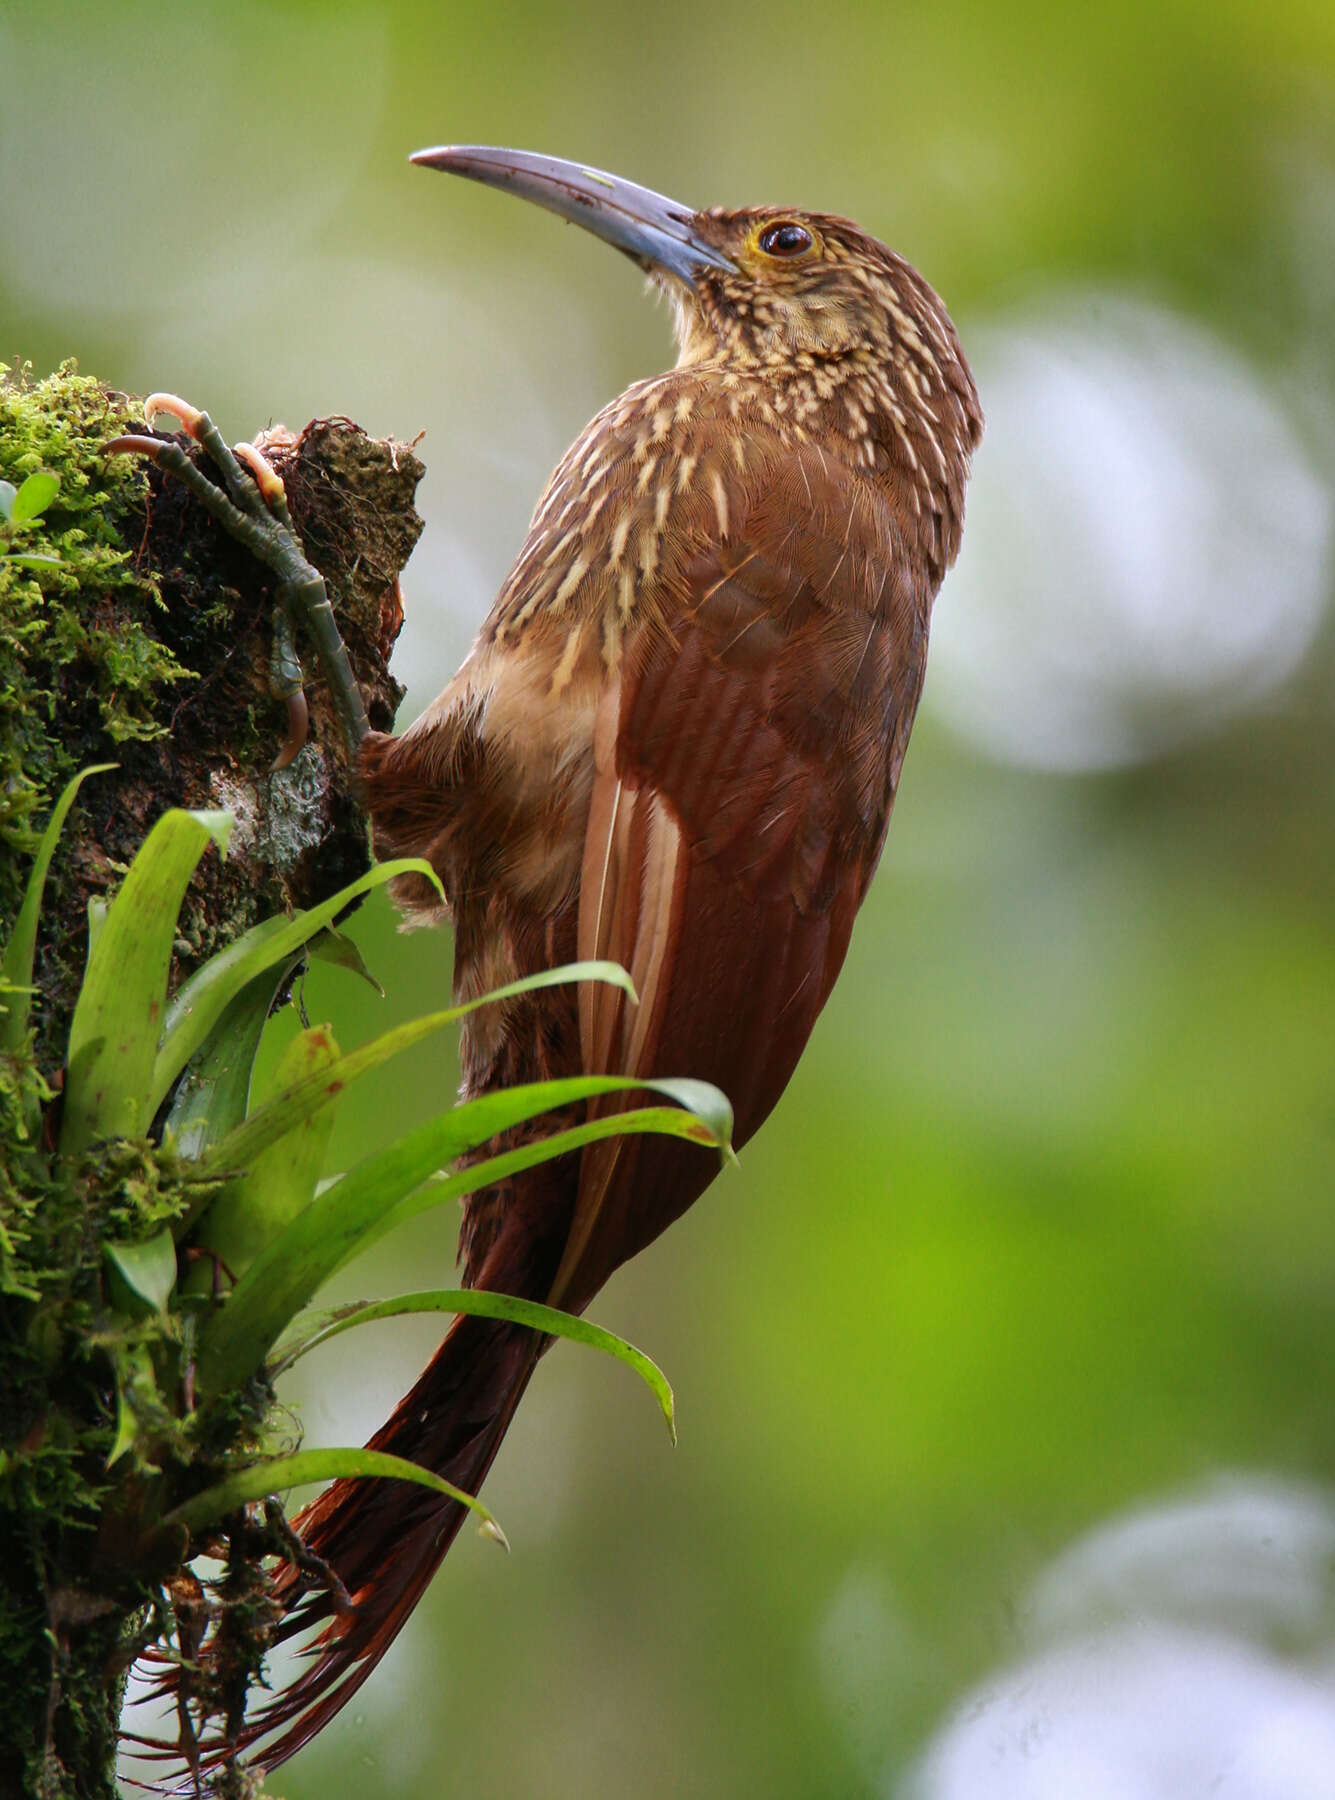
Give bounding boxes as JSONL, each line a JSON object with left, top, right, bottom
{"left": 0, "top": 360, "right": 422, "bottom": 1062}
{"left": 0, "top": 360, "right": 422, "bottom": 1800}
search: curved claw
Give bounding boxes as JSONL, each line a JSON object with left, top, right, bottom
{"left": 143, "top": 392, "right": 205, "bottom": 437}
{"left": 234, "top": 440, "right": 288, "bottom": 509}
{"left": 104, "top": 433, "right": 171, "bottom": 461}
{"left": 271, "top": 689, "right": 310, "bottom": 771}
{"left": 108, "top": 389, "right": 369, "bottom": 765}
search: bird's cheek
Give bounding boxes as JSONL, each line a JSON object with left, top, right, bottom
{"left": 790, "top": 302, "right": 858, "bottom": 358}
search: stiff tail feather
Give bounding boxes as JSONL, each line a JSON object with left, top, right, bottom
{"left": 211, "top": 1312, "right": 543, "bottom": 1775}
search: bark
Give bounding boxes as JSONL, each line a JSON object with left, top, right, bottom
{"left": 0, "top": 369, "right": 421, "bottom": 1799}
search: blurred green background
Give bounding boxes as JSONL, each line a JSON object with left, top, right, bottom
{"left": 7, "top": 1, "right": 1335, "bottom": 1794}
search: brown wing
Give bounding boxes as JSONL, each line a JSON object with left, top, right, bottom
{"left": 364, "top": 424, "right": 931, "bottom": 1313}
{"left": 552, "top": 451, "right": 930, "bottom": 1312}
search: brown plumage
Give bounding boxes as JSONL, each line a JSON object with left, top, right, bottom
{"left": 241, "top": 148, "right": 981, "bottom": 1768}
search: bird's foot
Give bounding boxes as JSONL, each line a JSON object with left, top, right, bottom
{"left": 107, "top": 395, "right": 370, "bottom": 769}
{"left": 262, "top": 1499, "right": 356, "bottom": 1618}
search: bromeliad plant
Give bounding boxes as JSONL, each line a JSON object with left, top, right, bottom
{"left": 0, "top": 769, "right": 731, "bottom": 1797}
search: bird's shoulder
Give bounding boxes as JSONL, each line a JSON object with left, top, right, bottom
{"left": 487, "top": 367, "right": 922, "bottom": 648}
{"left": 364, "top": 370, "right": 932, "bottom": 927}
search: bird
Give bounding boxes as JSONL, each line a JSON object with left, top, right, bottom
{"left": 236, "top": 145, "right": 982, "bottom": 1769}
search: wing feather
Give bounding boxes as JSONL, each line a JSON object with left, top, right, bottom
{"left": 551, "top": 441, "right": 930, "bottom": 1311}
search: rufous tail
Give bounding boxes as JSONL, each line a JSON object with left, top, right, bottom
{"left": 243, "top": 1311, "right": 544, "bottom": 1771}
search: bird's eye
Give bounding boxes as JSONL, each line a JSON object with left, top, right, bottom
{"left": 758, "top": 222, "right": 814, "bottom": 258}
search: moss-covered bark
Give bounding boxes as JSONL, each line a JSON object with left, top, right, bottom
{"left": 0, "top": 362, "right": 421, "bottom": 1062}
{"left": 0, "top": 361, "right": 423, "bottom": 1798}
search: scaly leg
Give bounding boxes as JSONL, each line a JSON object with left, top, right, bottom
{"left": 107, "top": 396, "right": 370, "bottom": 768}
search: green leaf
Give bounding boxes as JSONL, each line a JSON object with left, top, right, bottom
{"left": 356, "top": 1094, "right": 731, "bottom": 1261}
{"left": 107, "top": 1344, "right": 158, "bottom": 1467}
{"left": 309, "top": 924, "right": 384, "bottom": 994}
{"left": 11, "top": 469, "right": 59, "bottom": 524}
{"left": 273, "top": 1289, "right": 676, "bottom": 1443}
{"left": 190, "top": 960, "right": 641, "bottom": 1180}
{"left": 148, "top": 856, "right": 445, "bottom": 1117}
{"left": 194, "top": 1024, "right": 341, "bottom": 1275}
{"left": 162, "top": 1447, "right": 509, "bottom": 1544}
{"left": 84, "top": 896, "right": 109, "bottom": 964}
{"left": 3, "top": 552, "right": 62, "bottom": 569}
{"left": 104, "top": 1229, "right": 178, "bottom": 1316}
{"left": 0, "top": 479, "right": 15, "bottom": 521}
{"left": 196, "top": 1080, "right": 730, "bottom": 1395}
{"left": 0, "top": 765, "right": 117, "bottom": 1057}
{"left": 164, "top": 957, "right": 302, "bottom": 1163}
{"left": 61, "top": 809, "right": 233, "bottom": 1156}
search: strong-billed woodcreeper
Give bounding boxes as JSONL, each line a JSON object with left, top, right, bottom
{"left": 166, "top": 147, "right": 982, "bottom": 1766}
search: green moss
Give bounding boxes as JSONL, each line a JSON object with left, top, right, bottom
{"left": 0, "top": 361, "right": 190, "bottom": 890}
{"left": 0, "top": 370, "right": 418, "bottom": 1795}
{"left": 0, "top": 1110, "right": 275, "bottom": 1797}
{"left": 0, "top": 990, "right": 54, "bottom": 1299}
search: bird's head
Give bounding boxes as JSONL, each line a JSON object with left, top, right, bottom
{"left": 412, "top": 146, "right": 980, "bottom": 515}
{"left": 665, "top": 205, "right": 948, "bottom": 368}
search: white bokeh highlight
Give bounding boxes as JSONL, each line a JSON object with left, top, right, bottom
{"left": 929, "top": 293, "right": 1334, "bottom": 769}
{"left": 898, "top": 1477, "right": 1335, "bottom": 1799}
{"left": 908, "top": 1625, "right": 1335, "bottom": 1800}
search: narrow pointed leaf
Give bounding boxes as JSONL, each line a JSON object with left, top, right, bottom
{"left": 196, "top": 1086, "right": 730, "bottom": 1394}
{"left": 1, "top": 764, "right": 116, "bottom": 1055}
{"left": 107, "top": 1344, "right": 157, "bottom": 1467}
{"left": 194, "top": 1025, "right": 341, "bottom": 1275}
{"left": 84, "top": 896, "right": 109, "bottom": 964}
{"left": 164, "top": 957, "right": 303, "bottom": 1163}
{"left": 61, "top": 809, "right": 233, "bottom": 1155}
{"left": 273, "top": 1289, "right": 676, "bottom": 1442}
{"left": 190, "top": 960, "right": 641, "bottom": 1180}
{"left": 148, "top": 857, "right": 445, "bottom": 1115}
{"left": 355, "top": 1098, "right": 729, "bottom": 1260}
{"left": 308, "top": 925, "right": 384, "bottom": 994}
{"left": 163, "top": 1447, "right": 507, "bottom": 1544}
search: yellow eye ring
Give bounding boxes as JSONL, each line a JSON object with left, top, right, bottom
{"left": 757, "top": 221, "right": 816, "bottom": 259}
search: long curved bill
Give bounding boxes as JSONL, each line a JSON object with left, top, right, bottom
{"left": 410, "top": 145, "right": 736, "bottom": 287}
